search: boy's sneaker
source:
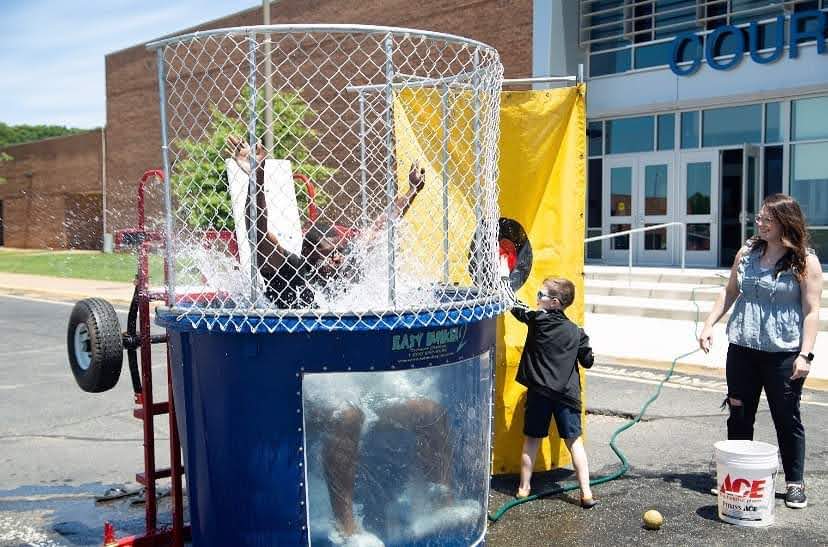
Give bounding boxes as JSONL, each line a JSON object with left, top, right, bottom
{"left": 785, "top": 484, "right": 807, "bottom": 509}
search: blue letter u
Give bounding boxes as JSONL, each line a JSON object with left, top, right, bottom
{"left": 750, "top": 15, "right": 784, "bottom": 64}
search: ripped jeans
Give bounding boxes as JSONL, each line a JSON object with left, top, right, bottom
{"left": 725, "top": 344, "right": 805, "bottom": 483}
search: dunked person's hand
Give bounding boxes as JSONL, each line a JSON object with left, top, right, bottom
{"left": 226, "top": 135, "right": 266, "bottom": 174}
{"left": 408, "top": 160, "right": 426, "bottom": 193}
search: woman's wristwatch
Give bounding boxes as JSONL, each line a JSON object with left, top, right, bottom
{"left": 799, "top": 352, "right": 814, "bottom": 363}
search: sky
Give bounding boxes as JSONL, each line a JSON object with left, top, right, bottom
{"left": 0, "top": 0, "right": 258, "bottom": 129}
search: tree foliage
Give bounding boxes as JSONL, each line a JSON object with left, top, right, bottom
{"left": 172, "top": 88, "right": 334, "bottom": 231}
{"left": 0, "top": 152, "right": 12, "bottom": 184}
{"left": 0, "top": 123, "right": 86, "bottom": 147}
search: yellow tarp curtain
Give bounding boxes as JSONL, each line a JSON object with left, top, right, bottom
{"left": 493, "top": 86, "right": 587, "bottom": 475}
{"left": 393, "top": 85, "right": 587, "bottom": 474}
{"left": 392, "top": 88, "right": 477, "bottom": 285}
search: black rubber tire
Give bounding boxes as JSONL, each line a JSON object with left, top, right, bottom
{"left": 67, "top": 298, "right": 123, "bottom": 393}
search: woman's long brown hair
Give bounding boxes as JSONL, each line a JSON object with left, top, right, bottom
{"left": 749, "top": 193, "right": 811, "bottom": 281}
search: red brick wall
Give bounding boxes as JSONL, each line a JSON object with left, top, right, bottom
{"left": 104, "top": 0, "right": 533, "bottom": 232}
{"left": 0, "top": 131, "right": 103, "bottom": 249}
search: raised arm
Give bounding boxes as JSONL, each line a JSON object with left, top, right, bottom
{"left": 698, "top": 246, "right": 745, "bottom": 353}
{"left": 368, "top": 161, "right": 426, "bottom": 234}
{"left": 226, "top": 136, "right": 287, "bottom": 269}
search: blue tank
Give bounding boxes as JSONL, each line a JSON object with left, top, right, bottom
{"left": 157, "top": 304, "right": 496, "bottom": 547}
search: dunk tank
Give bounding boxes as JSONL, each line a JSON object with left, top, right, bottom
{"left": 147, "top": 25, "right": 505, "bottom": 546}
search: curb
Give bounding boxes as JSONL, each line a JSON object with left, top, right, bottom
{"left": 0, "top": 287, "right": 134, "bottom": 309}
{"left": 595, "top": 354, "right": 828, "bottom": 392}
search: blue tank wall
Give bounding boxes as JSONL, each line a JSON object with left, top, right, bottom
{"left": 157, "top": 309, "right": 497, "bottom": 547}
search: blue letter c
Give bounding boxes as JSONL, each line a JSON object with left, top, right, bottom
{"left": 670, "top": 32, "right": 703, "bottom": 76}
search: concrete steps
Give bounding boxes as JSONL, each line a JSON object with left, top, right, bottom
{"left": 583, "top": 265, "right": 828, "bottom": 381}
{"left": 584, "top": 266, "right": 828, "bottom": 329}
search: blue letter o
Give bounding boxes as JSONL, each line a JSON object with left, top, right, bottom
{"left": 706, "top": 25, "right": 745, "bottom": 70}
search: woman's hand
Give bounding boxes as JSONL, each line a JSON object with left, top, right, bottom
{"left": 698, "top": 325, "right": 714, "bottom": 353}
{"left": 791, "top": 355, "right": 811, "bottom": 380}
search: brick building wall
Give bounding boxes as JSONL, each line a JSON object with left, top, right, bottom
{"left": 104, "top": 0, "right": 533, "bottom": 233}
{"left": 0, "top": 130, "right": 103, "bottom": 249}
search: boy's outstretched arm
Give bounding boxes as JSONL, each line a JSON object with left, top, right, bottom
{"left": 510, "top": 303, "right": 535, "bottom": 324}
{"left": 577, "top": 328, "right": 595, "bottom": 369}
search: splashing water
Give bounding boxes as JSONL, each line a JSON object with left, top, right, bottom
{"left": 174, "top": 218, "right": 446, "bottom": 314}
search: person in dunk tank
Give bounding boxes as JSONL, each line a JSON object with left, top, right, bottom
{"left": 225, "top": 137, "right": 481, "bottom": 546}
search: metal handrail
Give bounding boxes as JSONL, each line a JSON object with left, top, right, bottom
{"left": 585, "top": 221, "right": 686, "bottom": 276}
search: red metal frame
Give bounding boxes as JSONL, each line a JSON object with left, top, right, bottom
{"left": 104, "top": 170, "right": 187, "bottom": 547}
{"left": 105, "top": 169, "right": 327, "bottom": 546}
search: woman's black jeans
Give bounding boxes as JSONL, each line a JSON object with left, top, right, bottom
{"left": 725, "top": 343, "right": 805, "bottom": 483}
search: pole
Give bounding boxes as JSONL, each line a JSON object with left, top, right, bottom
{"left": 384, "top": 34, "right": 396, "bottom": 307}
{"left": 358, "top": 91, "right": 369, "bottom": 229}
{"left": 263, "top": 0, "right": 273, "bottom": 151}
{"left": 247, "top": 34, "right": 260, "bottom": 304}
{"left": 156, "top": 47, "right": 176, "bottom": 305}
{"left": 440, "top": 86, "right": 450, "bottom": 284}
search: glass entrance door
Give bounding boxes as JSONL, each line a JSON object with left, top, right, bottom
{"left": 603, "top": 153, "right": 675, "bottom": 265}
{"left": 638, "top": 154, "right": 674, "bottom": 265}
{"left": 741, "top": 144, "right": 760, "bottom": 243}
{"left": 680, "top": 150, "right": 719, "bottom": 267}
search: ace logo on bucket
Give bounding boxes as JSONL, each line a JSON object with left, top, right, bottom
{"left": 717, "top": 471, "right": 775, "bottom": 524}
{"left": 719, "top": 474, "right": 767, "bottom": 499}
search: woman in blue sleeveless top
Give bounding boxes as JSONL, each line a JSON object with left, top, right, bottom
{"left": 699, "top": 194, "right": 822, "bottom": 509}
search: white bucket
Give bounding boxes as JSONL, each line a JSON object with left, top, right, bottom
{"left": 714, "top": 440, "right": 779, "bottom": 527}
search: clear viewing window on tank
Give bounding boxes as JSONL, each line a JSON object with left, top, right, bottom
{"left": 302, "top": 352, "right": 492, "bottom": 546}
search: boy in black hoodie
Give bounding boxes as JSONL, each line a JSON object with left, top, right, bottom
{"left": 511, "top": 277, "right": 597, "bottom": 508}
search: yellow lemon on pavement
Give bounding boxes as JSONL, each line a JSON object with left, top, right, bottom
{"left": 643, "top": 509, "right": 663, "bottom": 530}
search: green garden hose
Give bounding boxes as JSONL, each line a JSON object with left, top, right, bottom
{"left": 488, "top": 286, "right": 707, "bottom": 522}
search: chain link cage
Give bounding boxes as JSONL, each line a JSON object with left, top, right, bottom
{"left": 148, "top": 25, "right": 506, "bottom": 333}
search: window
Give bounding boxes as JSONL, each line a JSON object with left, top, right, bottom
{"left": 588, "top": 159, "right": 603, "bottom": 227}
{"left": 610, "top": 166, "right": 633, "bottom": 216}
{"left": 702, "top": 105, "right": 762, "bottom": 147}
{"left": 606, "top": 116, "right": 655, "bottom": 154}
{"left": 587, "top": 159, "right": 603, "bottom": 259}
{"left": 686, "top": 162, "right": 712, "bottom": 215}
{"left": 765, "top": 102, "right": 781, "bottom": 144}
{"left": 644, "top": 164, "right": 668, "bottom": 215}
{"left": 792, "top": 96, "right": 828, "bottom": 141}
{"left": 658, "top": 114, "right": 675, "bottom": 150}
{"left": 809, "top": 229, "right": 828, "bottom": 265}
{"left": 681, "top": 111, "right": 699, "bottom": 149}
{"left": 588, "top": 122, "right": 603, "bottom": 156}
{"left": 763, "top": 145, "right": 783, "bottom": 197}
{"left": 590, "top": 49, "right": 632, "bottom": 77}
{"left": 791, "top": 142, "right": 828, "bottom": 225}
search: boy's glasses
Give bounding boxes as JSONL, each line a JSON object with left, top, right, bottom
{"left": 537, "top": 291, "right": 551, "bottom": 300}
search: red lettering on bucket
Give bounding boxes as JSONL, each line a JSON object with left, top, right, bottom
{"left": 719, "top": 474, "right": 767, "bottom": 499}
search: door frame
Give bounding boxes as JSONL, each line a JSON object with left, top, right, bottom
{"left": 679, "top": 149, "right": 720, "bottom": 267}
{"left": 602, "top": 152, "right": 676, "bottom": 266}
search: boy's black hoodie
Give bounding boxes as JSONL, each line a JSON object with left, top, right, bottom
{"left": 511, "top": 306, "right": 594, "bottom": 411}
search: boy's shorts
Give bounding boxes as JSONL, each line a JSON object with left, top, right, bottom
{"left": 523, "top": 389, "right": 581, "bottom": 439}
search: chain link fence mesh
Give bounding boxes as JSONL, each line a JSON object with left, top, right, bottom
{"left": 149, "top": 25, "right": 507, "bottom": 333}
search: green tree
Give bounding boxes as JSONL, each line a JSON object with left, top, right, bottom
{"left": 0, "top": 152, "right": 11, "bottom": 184}
{"left": 172, "top": 88, "right": 334, "bottom": 231}
{"left": 0, "top": 123, "right": 85, "bottom": 147}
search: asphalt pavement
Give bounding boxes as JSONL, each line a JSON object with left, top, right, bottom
{"left": 1, "top": 294, "right": 826, "bottom": 546}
